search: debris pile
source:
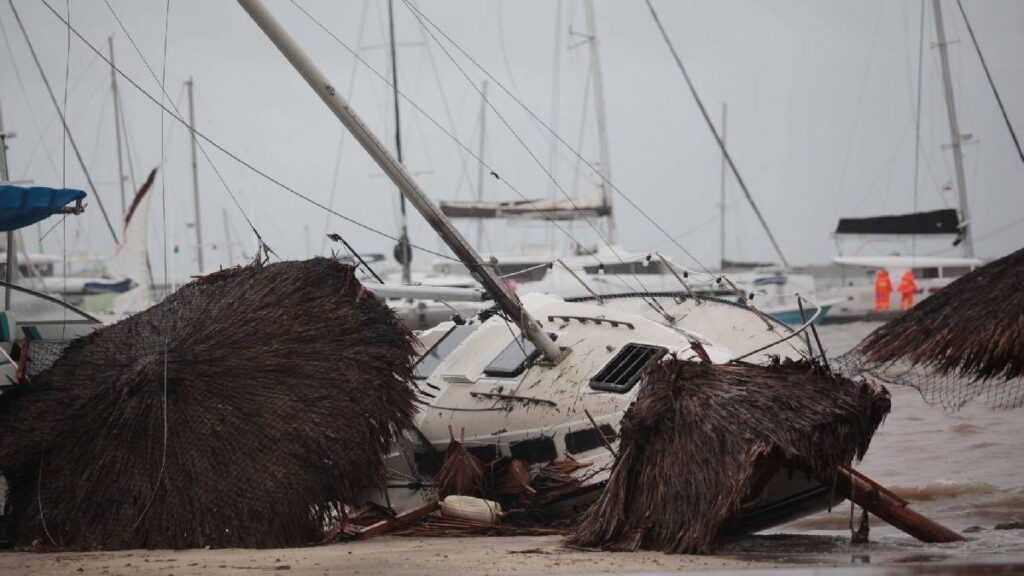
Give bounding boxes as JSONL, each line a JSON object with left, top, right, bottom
{"left": 330, "top": 432, "right": 589, "bottom": 540}
{"left": 0, "top": 258, "right": 418, "bottom": 549}
{"left": 568, "top": 358, "right": 890, "bottom": 554}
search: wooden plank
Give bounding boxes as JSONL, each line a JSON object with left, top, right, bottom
{"left": 356, "top": 500, "right": 439, "bottom": 540}
{"left": 835, "top": 467, "right": 964, "bottom": 543}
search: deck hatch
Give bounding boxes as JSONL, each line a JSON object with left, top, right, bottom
{"left": 589, "top": 343, "right": 667, "bottom": 393}
{"left": 483, "top": 333, "right": 558, "bottom": 378}
{"left": 414, "top": 324, "right": 476, "bottom": 379}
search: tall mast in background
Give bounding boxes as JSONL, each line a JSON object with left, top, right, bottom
{"left": 932, "top": 0, "right": 973, "bottom": 258}
{"left": 0, "top": 95, "right": 15, "bottom": 310}
{"left": 186, "top": 78, "right": 205, "bottom": 273}
{"left": 719, "top": 104, "right": 727, "bottom": 271}
{"left": 387, "top": 0, "right": 412, "bottom": 284}
{"left": 109, "top": 36, "right": 128, "bottom": 220}
{"left": 583, "top": 0, "right": 615, "bottom": 244}
{"left": 475, "top": 80, "right": 489, "bottom": 249}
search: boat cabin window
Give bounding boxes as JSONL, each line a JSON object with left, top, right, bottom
{"left": 941, "top": 266, "right": 972, "bottom": 278}
{"left": 920, "top": 267, "right": 940, "bottom": 280}
{"left": 590, "top": 343, "right": 667, "bottom": 393}
{"left": 413, "top": 324, "right": 476, "bottom": 379}
{"left": 483, "top": 333, "right": 558, "bottom": 378}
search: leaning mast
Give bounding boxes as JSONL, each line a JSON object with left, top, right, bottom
{"left": 109, "top": 36, "right": 128, "bottom": 219}
{"left": 583, "top": 0, "right": 615, "bottom": 244}
{"left": 387, "top": 0, "right": 413, "bottom": 285}
{"left": 186, "top": 78, "right": 205, "bottom": 273}
{"left": 0, "top": 94, "right": 15, "bottom": 310}
{"left": 237, "top": 0, "right": 563, "bottom": 362}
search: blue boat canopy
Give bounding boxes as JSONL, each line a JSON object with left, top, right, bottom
{"left": 0, "top": 186, "right": 86, "bottom": 232}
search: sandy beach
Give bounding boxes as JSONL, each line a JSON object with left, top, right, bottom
{"left": 0, "top": 534, "right": 784, "bottom": 575}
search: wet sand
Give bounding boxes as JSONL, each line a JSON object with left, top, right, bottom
{"left": 0, "top": 535, "right": 779, "bottom": 575}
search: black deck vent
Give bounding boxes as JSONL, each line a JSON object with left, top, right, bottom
{"left": 590, "top": 343, "right": 667, "bottom": 393}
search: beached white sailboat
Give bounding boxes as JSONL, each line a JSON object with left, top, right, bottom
{"left": 239, "top": 0, "right": 848, "bottom": 534}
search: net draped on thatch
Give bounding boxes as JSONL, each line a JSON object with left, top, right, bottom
{"left": 0, "top": 258, "right": 418, "bottom": 550}
{"left": 841, "top": 246, "right": 1024, "bottom": 410}
{"left": 568, "top": 357, "right": 890, "bottom": 555}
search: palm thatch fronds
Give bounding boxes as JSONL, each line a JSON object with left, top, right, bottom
{"left": 568, "top": 358, "right": 889, "bottom": 554}
{"left": 858, "top": 247, "right": 1024, "bottom": 382}
{"left": 0, "top": 258, "right": 417, "bottom": 550}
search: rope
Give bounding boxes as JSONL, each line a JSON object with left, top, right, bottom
{"left": 643, "top": 0, "right": 788, "bottom": 269}
{"left": 955, "top": 0, "right": 1024, "bottom": 167}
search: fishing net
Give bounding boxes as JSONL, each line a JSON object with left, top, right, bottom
{"left": 0, "top": 257, "right": 418, "bottom": 550}
{"left": 834, "top": 349, "right": 1024, "bottom": 412}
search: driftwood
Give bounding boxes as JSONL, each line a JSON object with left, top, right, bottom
{"left": 568, "top": 358, "right": 890, "bottom": 554}
{"left": 858, "top": 246, "right": 1024, "bottom": 381}
{"left": 0, "top": 258, "right": 417, "bottom": 550}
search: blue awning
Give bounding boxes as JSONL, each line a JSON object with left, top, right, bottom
{"left": 0, "top": 186, "right": 86, "bottom": 232}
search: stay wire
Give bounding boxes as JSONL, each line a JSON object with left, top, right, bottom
{"left": 132, "top": 0, "right": 172, "bottom": 534}
{"left": 643, "top": 0, "right": 787, "bottom": 270}
{"left": 41, "top": 0, "right": 455, "bottom": 264}
{"left": 955, "top": 0, "right": 1024, "bottom": 167}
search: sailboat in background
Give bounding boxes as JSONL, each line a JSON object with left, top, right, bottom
{"left": 823, "top": 0, "right": 983, "bottom": 322}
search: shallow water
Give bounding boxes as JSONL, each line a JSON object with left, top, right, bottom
{"left": 722, "top": 321, "right": 1024, "bottom": 565}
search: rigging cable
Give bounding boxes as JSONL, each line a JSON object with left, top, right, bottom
{"left": 7, "top": 0, "right": 119, "bottom": 244}
{"left": 643, "top": 0, "right": 788, "bottom": 269}
{"left": 955, "top": 0, "right": 1024, "bottom": 167}
{"left": 132, "top": 0, "right": 173, "bottom": 533}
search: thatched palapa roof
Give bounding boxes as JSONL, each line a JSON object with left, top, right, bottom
{"left": 858, "top": 247, "right": 1024, "bottom": 381}
{"left": 568, "top": 358, "right": 889, "bottom": 554}
{"left": 0, "top": 258, "right": 417, "bottom": 550}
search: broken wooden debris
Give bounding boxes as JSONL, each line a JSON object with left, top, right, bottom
{"left": 835, "top": 466, "right": 964, "bottom": 543}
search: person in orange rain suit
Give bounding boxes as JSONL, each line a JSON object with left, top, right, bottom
{"left": 874, "top": 269, "right": 893, "bottom": 312}
{"left": 897, "top": 269, "right": 918, "bottom": 311}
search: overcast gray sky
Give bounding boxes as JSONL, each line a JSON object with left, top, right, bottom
{"left": 2, "top": 0, "right": 1022, "bottom": 283}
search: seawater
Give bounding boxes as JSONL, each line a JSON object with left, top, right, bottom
{"left": 722, "top": 321, "right": 1024, "bottom": 566}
